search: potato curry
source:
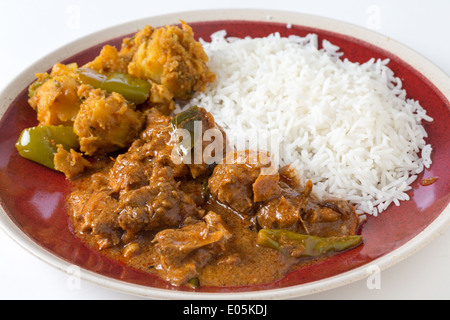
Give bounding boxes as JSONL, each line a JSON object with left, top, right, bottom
{"left": 16, "top": 21, "right": 362, "bottom": 288}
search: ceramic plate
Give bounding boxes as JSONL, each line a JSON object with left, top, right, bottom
{"left": 0, "top": 9, "right": 449, "bottom": 299}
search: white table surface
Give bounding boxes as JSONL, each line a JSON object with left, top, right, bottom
{"left": 0, "top": 0, "right": 449, "bottom": 300}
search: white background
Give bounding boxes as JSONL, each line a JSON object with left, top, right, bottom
{"left": 0, "top": 0, "right": 449, "bottom": 300}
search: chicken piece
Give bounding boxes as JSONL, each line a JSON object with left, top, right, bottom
{"left": 74, "top": 85, "right": 144, "bottom": 155}
{"left": 138, "top": 108, "right": 187, "bottom": 171}
{"left": 108, "top": 140, "right": 152, "bottom": 194}
{"left": 278, "top": 164, "right": 303, "bottom": 190}
{"left": 177, "top": 177, "right": 209, "bottom": 207}
{"left": 152, "top": 211, "right": 231, "bottom": 286}
{"left": 257, "top": 178, "right": 359, "bottom": 237}
{"left": 208, "top": 150, "right": 280, "bottom": 214}
{"left": 53, "top": 144, "right": 91, "bottom": 179}
{"left": 28, "top": 63, "right": 80, "bottom": 126}
{"left": 117, "top": 165, "right": 202, "bottom": 242}
{"left": 108, "top": 108, "right": 190, "bottom": 195}
{"left": 190, "top": 108, "right": 228, "bottom": 178}
{"left": 172, "top": 107, "right": 228, "bottom": 179}
{"left": 256, "top": 187, "right": 309, "bottom": 233}
{"left": 252, "top": 173, "right": 282, "bottom": 203}
{"left": 68, "top": 189, "right": 121, "bottom": 250}
{"left": 127, "top": 21, "right": 215, "bottom": 100}
{"left": 303, "top": 199, "right": 359, "bottom": 237}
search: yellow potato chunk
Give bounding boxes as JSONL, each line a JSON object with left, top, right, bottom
{"left": 74, "top": 85, "right": 144, "bottom": 156}
{"left": 119, "top": 25, "right": 154, "bottom": 62}
{"left": 54, "top": 145, "right": 91, "bottom": 179}
{"left": 147, "top": 80, "right": 176, "bottom": 115}
{"left": 83, "top": 45, "right": 129, "bottom": 73}
{"left": 127, "top": 21, "right": 215, "bottom": 100}
{"left": 28, "top": 63, "right": 80, "bottom": 126}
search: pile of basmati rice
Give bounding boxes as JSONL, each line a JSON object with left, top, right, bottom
{"left": 178, "top": 30, "right": 433, "bottom": 216}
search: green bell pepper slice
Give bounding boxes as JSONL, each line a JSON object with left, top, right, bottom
{"left": 170, "top": 106, "right": 203, "bottom": 158}
{"left": 15, "top": 125, "right": 79, "bottom": 170}
{"left": 76, "top": 68, "right": 150, "bottom": 105}
{"left": 28, "top": 75, "right": 50, "bottom": 99}
{"left": 257, "top": 229, "right": 362, "bottom": 258}
{"left": 186, "top": 277, "right": 200, "bottom": 289}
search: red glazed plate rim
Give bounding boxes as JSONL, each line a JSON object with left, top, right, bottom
{"left": 0, "top": 9, "right": 449, "bottom": 299}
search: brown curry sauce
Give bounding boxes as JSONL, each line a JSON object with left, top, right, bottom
{"left": 67, "top": 107, "right": 361, "bottom": 288}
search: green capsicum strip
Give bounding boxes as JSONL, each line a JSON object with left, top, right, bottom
{"left": 257, "top": 229, "right": 362, "bottom": 258}
{"left": 76, "top": 68, "right": 151, "bottom": 105}
{"left": 28, "top": 75, "right": 50, "bottom": 99}
{"left": 186, "top": 277, "right": 200, "bottom": 289}
{"left": 171, "top": 106, "right": 202, "bottom": 158}
{"left": 171, "top": 106, "right": 201, "bottom": 127}
{"left": 15, "top": 125, "right": 80, "bottom": 170}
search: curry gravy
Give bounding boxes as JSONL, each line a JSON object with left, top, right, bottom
{"left": 69, "top": 172, "right": 302, "bottom": 287}
{"left": 67, "top": 107, "right": 359, "bottom": 288}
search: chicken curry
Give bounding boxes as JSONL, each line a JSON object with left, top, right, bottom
{"left": 16, "top": 21, "right": 362, "bottom": 288}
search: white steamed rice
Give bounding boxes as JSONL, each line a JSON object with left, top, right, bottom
{"left": 177, "top": 30, "right": 433, "bottom": 216}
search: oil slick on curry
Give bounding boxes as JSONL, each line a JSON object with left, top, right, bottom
{"left": 16, "top": 21, "right": 362, "bottom": 288}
